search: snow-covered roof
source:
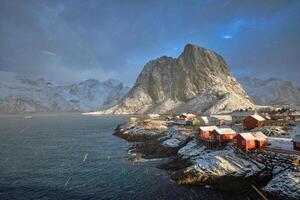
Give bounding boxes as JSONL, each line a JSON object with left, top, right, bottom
{"left": 200, "top": 116, "right": 209, "bottom": 123}
{"left": 199, "top": 126, "right": 218, "bottom": 131}
{"left": 250, "top": 114, "right": 265, "bottom": 121}
{"left": 232, "top": 111, "right": 256, "bottom": 117}
{"left": 238, "top": 131, "right": 267, "bottom": 141}
{"left": 290, "top": 111, "right": 300, "bottom": 116}
{"left": 215, "top": 128, "right": 236, "bottom": 135}
{"left": 210, "top": 115, "right": 232, "bottom": 121}
{"left": 251, "top": 131, "right": 268, "bottom": 140}
{"left": 148, "top": 114, "right": 160, "bottom": 119}
{"left": 292, "top": 135, "right": 300, "bottom": 143}
{"left": 239, "top": 132, "right": 256, "bottom": 140}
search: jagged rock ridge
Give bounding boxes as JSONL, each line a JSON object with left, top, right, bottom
{"left": 239, "top": 77, "right": 300, "bottom": 107}
{"left": 98, "top": 44, "right": 256, "bottom": 114}
{"left": 0, "top": 71, "right": 129, "bottom": 113}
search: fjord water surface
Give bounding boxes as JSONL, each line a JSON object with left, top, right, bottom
{"left": 0, "top": 114, "right": 250, "bottom": 200}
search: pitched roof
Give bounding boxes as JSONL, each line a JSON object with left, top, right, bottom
{"left": 232, "top": 111, "right": 256, "bottom": 117}
{"left": 200, "top": 116, "right": 209, "bottom": 123}
{"left": 238, "top": 131, "right": 267, "bottom": 141}
{"left": 210, "top": 115, "right": 232, "bottom": 121}
{"left": 250, "top": 114, "right": 265, "bottom": 121}
{"left": 199, "top": 126, "right": 218, "bottom": 131}
{"left": 292, "top": 135, "right": 300, "bottom": 143}
{"left": 290, "top": 111, "right": 300, "bottom": 116}
{"left": 251, "top": 131, "right": 268, "bottom": 140}
{"left": 214, "top": 128, "right": 236, "bottom": 135}
{"left": 239, "top": 132, "right": 256, "bottom": 140}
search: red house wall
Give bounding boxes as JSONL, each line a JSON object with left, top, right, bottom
{"left": 211, "top": 130, "right": 235, "bottom": 143}
{"left": 221, "top": 134, "right": 236, "bottom": 142}
{"left": 199, "top": 130, "right": 212, "bottom": 139}
{"left": 294, "top": 142, "right": 300, "bottom": 151}
{"left": 255, "top": 140, "right": 268, "bottom": 149}
{"left": 235, "top": 135, "right": 256, "bottom": 149}
{"left": 235, "top": 135, "right": 245, "bottom": 148}
{"left": 243, "top": 116, "right": 265, "bottom": 130}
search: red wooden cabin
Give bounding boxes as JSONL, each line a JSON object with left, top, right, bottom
{"left": 211, "top": 128, "right": 236, "bottom": 144}
{"left": 252, "top": 131, "right": 268, "bottom": 148}
{"left": 235, "top": 133, "right": 256, "bottom": 149}
{"left": 243, "top": 114, "right": 265, "bottom": 130}
{"left": 199, "top": 126, "right": 218, "bottom": 140}
{"left": 235, "top": 131, "right": 268, "bottom": 150}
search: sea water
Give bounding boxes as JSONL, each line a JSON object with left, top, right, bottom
{"left": 0, "top": 113, "right": 255, "bottom": 200}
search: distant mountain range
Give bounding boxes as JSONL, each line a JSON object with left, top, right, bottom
{"left": 238, "top": 77, "right": 300, "bottom": 107}
{"left": 0, "top": 71, "right": 129, "bottom": 113}
{"left": 1, "top": 53, "right": 299, "bottom": 114}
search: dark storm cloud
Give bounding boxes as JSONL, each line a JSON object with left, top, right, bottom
{"left": 0, "top": 0, "right": 300, "bottom": 85}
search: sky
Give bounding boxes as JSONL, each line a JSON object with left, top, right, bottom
{"left": 0, "top": 0, "right": 300, "bottom": 86}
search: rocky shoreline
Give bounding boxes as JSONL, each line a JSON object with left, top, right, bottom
{"left": 115, "top": 118, "right": 300, "bottom": 200}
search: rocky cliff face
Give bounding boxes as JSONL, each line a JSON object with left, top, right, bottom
{"left": 0, "top": 71, "right": 129, "bottom": 113}
{"left": 99, "top": 44, "right": 255, "bottom": 114}
{"left": 239, "top": 77, "right": 300, "bottom": 107}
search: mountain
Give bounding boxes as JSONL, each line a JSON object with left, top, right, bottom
{"left": 95, "top": 44, "right": 256, "bottom": 115}
{"left": 0, "top": 71, "right": 129, "bottom": 113}
{"left": 238, "top": 77, "right": 300, "bottom": 107}
{"left": 58, "top": 79, "right": 130, "bottom": 111}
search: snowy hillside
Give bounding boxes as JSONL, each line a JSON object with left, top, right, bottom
{"left": 0, "top": 71, "right": 129, "bottom": 113}
{"left": 96, "top": 44, "right": 255, "bottom": 115}
{"left": 239, "top": 77, "right": 300, "bottom": 107}
{"left": 58, "top": 79, "right": 130, "bottom": 112}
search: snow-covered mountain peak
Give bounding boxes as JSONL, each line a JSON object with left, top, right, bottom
{"left": 238, "top": 77, "right": 300, "bottom": 107}
{"left": 0, "top": 71, "right": 129, "bottom": 113}
{"left": 97, "top": 44, "right": 256, "bottom": 114}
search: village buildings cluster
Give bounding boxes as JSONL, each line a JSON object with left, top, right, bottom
{"left": 169, "top": 109, "right": 300, "bottom": 152}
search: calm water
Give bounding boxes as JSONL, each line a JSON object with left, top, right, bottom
{"left": 0, "top": 114, "right": 249, "bottom": 200}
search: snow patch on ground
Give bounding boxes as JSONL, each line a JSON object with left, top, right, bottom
{"left": 268, "top": 137, "right": 293, "bottom": 150}
{"left": 177, "top": 140, "right": 265, "bottom": 177}
{"left": 264, "top": 170, "right": 300, "bottom": 200}
{"left": 162, "top": 128, "right": 188, "bottom": 148}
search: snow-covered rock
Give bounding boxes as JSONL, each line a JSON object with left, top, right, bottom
{"left": 0, "top": 71, "right": 73, "bottom": 113}
{"left": 239, "top": 77, "right": 300, "bottom": 107}
{"left": 115, "top": 121, "right": 166, "bottom": 141}
{"left": 264, "top": 170, "right": 300, "bottom": 200}
{"left": 0, "top": 71, "right": 129, "bottom": 113}
{"left": 173, "top": 140, "right": 265, "bottom": 190}
{"left": 161, "top": 127, "right": 188, "bottom": 148}
{"left": 58, "top": 79, "right": 129, "bottom": 111}
{"left": 252, "top": 126, "right": 290, "bottom": 137}
{"left": 97, "top": 44, "right": 256, "bottom": 115}
{"left": 177, "top": 140, "right": 264, "bottom": 176}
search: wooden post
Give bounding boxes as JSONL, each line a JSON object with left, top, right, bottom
{"left": 251, "top": 184, "right": 268, "bottom": 200}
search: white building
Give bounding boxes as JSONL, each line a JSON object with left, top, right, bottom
{"left": 231, "top": 110, "right": 256, "bottom": 124}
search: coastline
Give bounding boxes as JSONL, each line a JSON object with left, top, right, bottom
{"left": 114, "top": 117, "right": 300, "bottom": 200}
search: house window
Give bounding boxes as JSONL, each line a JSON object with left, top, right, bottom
{"left": 242, "top": 140, "right": 245, "bottom": 145}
